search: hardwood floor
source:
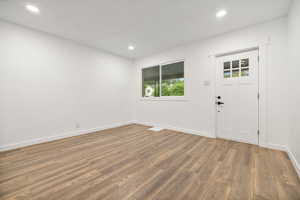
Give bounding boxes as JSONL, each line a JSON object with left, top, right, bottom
{"left": 0, "top": 124, "right": 299, "bottom": 200}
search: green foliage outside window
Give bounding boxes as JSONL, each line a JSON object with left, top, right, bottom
{"left": 161, "top": 79, "right": 184, "bottom": 96}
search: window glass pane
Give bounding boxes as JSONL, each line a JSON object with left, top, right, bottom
{"left": 142, "top": 66, "right": 160, "bottom": 97}
{"left": 224, "top": 62, "right": 231, "bottom": 70}
{"left": 232, "top": 60, "right": 239, "bottom": 69}
{"left": 241, "top": 68, "right": 249, "bottom": 77}
{"left": 224, "top": 71, "right": 231, "bottom": 78}
{"left": 241, "top": 58, "right": 249, "bottom": 68}
{"left": 161, "top": 61, "right": 184, "bottom": 96}
{"left": 232, "top": 69, "right": 239, "bottom": 77}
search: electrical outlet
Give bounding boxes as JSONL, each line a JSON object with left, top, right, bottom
{"left": 75, "top": 122, "right": 80, "bottom": 129}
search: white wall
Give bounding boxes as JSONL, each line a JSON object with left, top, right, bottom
{"left": 134, "top": 18, "right": 289, "bottom": 147}
{"left": 288, "top": 0, "right": 300, "bottom": 172}
{"left": 0, "top": 16, "right": 294, "bottom": 157}
{"left": 0, "top": 20, "right": 134, "bottom": 150}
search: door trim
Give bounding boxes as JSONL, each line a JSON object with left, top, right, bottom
{"left": 209, "top": 41, "right": 270, "bottom": 146}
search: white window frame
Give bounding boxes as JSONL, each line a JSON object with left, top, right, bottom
{"left": 140, "top": 59, "right": 186, "bottom": 101}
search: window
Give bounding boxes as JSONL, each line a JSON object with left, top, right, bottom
{"left": 142, "top": 66, "right": 160, "bottom": 97}
{"left": 161, "top": 61, "right": 184, "bottom": 96}
{"left": 223, "top": 58, "right": 250, "bottom": 79}
{"left": 142, "top": 61, "right": 184, "bottom": 98}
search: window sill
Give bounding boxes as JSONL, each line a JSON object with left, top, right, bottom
{"left": 140, "top": 97, "right": 188, "bottom": 102}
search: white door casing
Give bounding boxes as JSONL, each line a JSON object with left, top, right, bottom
{"left": 215, "top": 50, "right": 259, "bottom": 145}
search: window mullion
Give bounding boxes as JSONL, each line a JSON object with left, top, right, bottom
{"left": 159, "top": 65, "right": 162, "bottom": 97}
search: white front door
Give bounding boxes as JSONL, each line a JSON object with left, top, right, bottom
{"left": 216, "top": 50, "right": 259, "bottom": 145}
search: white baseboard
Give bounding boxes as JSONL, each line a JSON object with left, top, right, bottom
{"left": 286, "top": 148, "right": 300, "bottom": 178}
{"left": 219, "top": 136, "right": 258, "bottom": 145}
{"left": 259, "top": 143, "right": 288, "bottom": 152}
{"left": 0, "top": 121, "right": 135, "bottom": 152}
{"left": 136, "top": 121, "right": 215, "bottom": 139}
{"left": 259, "top": 143, "right": 300, "bottom": 178}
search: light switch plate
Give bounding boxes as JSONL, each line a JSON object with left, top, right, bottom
{"left": 203, "top": 80, "right": 211, "bottom": 86}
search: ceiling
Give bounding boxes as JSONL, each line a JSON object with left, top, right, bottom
{"left": 0, "top": 0, "right": 291, "bottom": 59}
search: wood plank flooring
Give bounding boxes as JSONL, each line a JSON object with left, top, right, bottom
{"left": 0, "top": 124, "right": 299, "bottom": 200}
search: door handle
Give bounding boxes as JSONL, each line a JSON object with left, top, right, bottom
{"left": 216, "top": 101, "right": 224, "bottom": 105}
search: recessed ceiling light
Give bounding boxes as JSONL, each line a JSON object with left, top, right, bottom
{"left": 216, "top": 9, "right": 227, "bottom": 18}
{"left": 128, "top": 45, "right": 135, "bottom": 50}
{"left": 26, "top": 4, "right": 40, "bottom": 14}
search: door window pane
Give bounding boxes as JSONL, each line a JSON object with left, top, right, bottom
{"left": 161, "top": 61, "right": 184, "bottom": 96}
{"left": 232, "top": 60, "right": 239, "bottom": 69}
{"left": 142, "top": 66, "right": 160, "bottom": 97}
{"left": 224, "top": 62, "right": 231, "bottom": 70}
{"left": 224, "top": 71, "right": 231, "bottom": 78}
{"left": 241, "top": 58, "right": 249, "bottom": 68}
{"left": 241, "top": 68, "right": 249, "bottom": 77}
{"left": 232, "top": 69, "right": 240, "bottom": 77}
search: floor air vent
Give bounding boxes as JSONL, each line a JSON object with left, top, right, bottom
{"left": 148, "top": 127, "right": 164, "bottom": 132}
